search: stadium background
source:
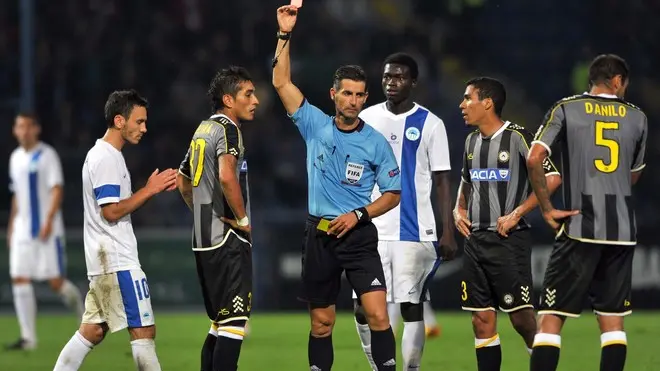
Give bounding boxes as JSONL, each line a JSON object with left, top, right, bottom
{"left": 0, "top": 0, "right": 659, "bottom": 369}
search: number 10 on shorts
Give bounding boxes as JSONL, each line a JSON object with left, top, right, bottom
{"left": 134, "top": 278, "right": 150, "bottom": 301}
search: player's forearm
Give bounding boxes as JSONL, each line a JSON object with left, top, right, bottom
{"left": 45, "top": 185, "right": 64, "bottom": 224}
{"left": 433, "top": 171, "right": 454, "bottom": 233}
{"left": 515, "top": 175, "right": 561, "bottom": 217}
{"left": 526, "top": 154, "right": 554, "bottom": 213}
{"left": 220, "top": 173, "right": 247, "bottom": 220}
{"left": 101, "top": 187, "right": 154, "bottom": 223}
{"left": 7, "top": 195, "right": 17, "bottom": 232}
{"left": 365, "top": 191, "right": 400, "bottom": 220}
{"left": 176, "top": 174, "right": 194, "bottom": 211}
{"left": 455, "top": 181, "right": 471, "bottom": 212}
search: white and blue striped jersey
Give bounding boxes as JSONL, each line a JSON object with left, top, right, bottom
{"left": 82, "top": 139, "right": 140, "bottom": 276}
{"left": 359, "top": 102, "right": 451, "bottom": 242}
{"left": 9, "top": 142, "right": 65, "bottom": 241}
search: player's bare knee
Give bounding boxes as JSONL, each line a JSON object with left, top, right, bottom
{"left": 537, "top": 314, "right": 565, "bottom": 334}
{"left": 596, "top": 315, "right": 624, "bottom": 333}
{"left": 49, "top": 277, "right": 64, "bottom": 292}
{"left": 471, "top": 311, "right": 497, "bottom": 338}
{"left": 129, "top": 325, "right": 157, "bottom": 341}
{"left": 79, "top": 323, "right": 107, "bottom": 345}
{"left": 12, "top": 277, "right": 30, "bottom": 285}
{"left": 310, "top": 306, "right": 335, "bottom": 337}
{"left": 353, "top": 301, "right": 368, "bottom": 325}
{"left": 363, "top": 304, "right": 389, "bottom": 330}
{"left": 400, "top": 302, "right": 423, "bottom": 322}
{"left": 509, "top": 308, "right": 535, "bottom": 331}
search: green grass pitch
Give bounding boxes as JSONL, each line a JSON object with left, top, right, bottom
{"left": 1, "top": 311, "right": 659, "bottom": 370}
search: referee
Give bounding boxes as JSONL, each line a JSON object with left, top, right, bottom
{"left": 272, "top": 6, "right": 401, "bottom": 371}
{"left": 455, "top": 77, "right": 561, "bottom": 371}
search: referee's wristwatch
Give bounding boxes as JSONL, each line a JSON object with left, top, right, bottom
{"left": 276, "top": 31, "right": 291, "bottom": 40}
{"left": 237, "top": 216, "right": 249, "bottom": 227}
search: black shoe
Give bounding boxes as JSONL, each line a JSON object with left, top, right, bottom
{"left": 4, "top": 338, "right": 35, "bottom": 351}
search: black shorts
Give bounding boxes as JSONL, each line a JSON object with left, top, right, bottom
{"left": 461, "top": 229, "right": 534, "bottom": 313}
{"left": 538, "top": 233, "right": 634, "bottom": 317}
{"left": 299, "top": 215, "right": 386, "bottom": 306}
{"left": 194, "top": 229, "right": 252, "bottom": 323}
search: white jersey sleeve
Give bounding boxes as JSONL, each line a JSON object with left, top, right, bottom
{"left": 426, "top": 115, "right": 451, "bottom": 171}
{"left": 89, "top": 153, "right": 122, "bottom": 206}
{"left": 43, "top": 147, "right": 64, "bottom": 188}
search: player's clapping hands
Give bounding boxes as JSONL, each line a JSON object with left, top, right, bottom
{"left": 145, "top": 168, "right": 178, "bottom": 194}
{"left": 277, "top": 5, "right": 298, "bottom": 32}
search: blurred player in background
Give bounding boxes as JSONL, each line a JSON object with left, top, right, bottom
{"left": 176, "top": 66, "right": 258, "bottom": 371}
{"left": 273, "top": 5, "right": 401, "bottom": 370}
{"left": 456, "top": 77, "right": 561, "bottom": 371}
{"left": 528, "top": 54, "right": 647, "bottom": 371}
{"left": 53, "top": 90, "right": 177, "bottom": 371}
{"left": 5, "top": 113, "right": 84, "bottom": 351}
{"left": 354, "top": 52, "right": 457, "bottom": 370}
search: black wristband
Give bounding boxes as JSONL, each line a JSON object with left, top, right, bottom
{"left": 277, "top": 31, "right": 291, "bottom": 40}
{"left": 353, "top": 207, "right": 370, "bottom": 224}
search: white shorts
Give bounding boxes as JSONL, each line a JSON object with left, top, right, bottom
{"left": 82, "top": 269, "right": 155, "bottom": 333}
{"left": 10, "top": 235, "right": 66, "bottom": 280}
{"left": 353, "top": 241, "right": 440, "bottom": 304}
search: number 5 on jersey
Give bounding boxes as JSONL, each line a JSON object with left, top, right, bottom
{"left": 189, "top": 138, "right": 207, "bottom": 186}
{"left": 594, "top": 121, "right": 619, "bottom": 173}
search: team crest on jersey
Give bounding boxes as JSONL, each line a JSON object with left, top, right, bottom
{"left": 498, "top": 150, "right": 510, "bottom": 163}
{"left": 345, "top": 162, "right": 364, "bottom": 184}
{"left": 405, "top": 127, "right": 421, "bottom": 141}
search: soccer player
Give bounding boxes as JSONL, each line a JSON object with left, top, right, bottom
{"left": 353, "top": 52, "right": 457, "bottom": 370}
{"left": 6, "top": 113, "right": 84, "bottom": 350}
{"left": 53, "top": 90, "right": 177, "bottom": 371}
{"left": 273, "top": 5, "right": 401, "bottom": 370}
{"left": 527, "top": 54, "right": 646, "bottom": 371}
{"left": 175, "top": 66, "right": 259, "bottom": 371}
{"left": 455, "top": 77, "right": 561, "bottom": 371}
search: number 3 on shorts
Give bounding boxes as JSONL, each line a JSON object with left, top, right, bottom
{"left": 189, "top": 138, "right": 207, "bottom": 187}
{"left": 461, "top": 280, "right": 468, "bottom": 301}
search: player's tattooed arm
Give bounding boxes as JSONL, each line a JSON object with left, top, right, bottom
{"left": 526, "top": 145, "right": 553, "bottom": 213}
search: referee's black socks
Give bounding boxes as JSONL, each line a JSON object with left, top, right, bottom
{"left": 370, "top": 326, "right": 396, "bottom": 370}
{"left": 599, "top": 331, "right": 627, "bottom": 371}
{"left": 308, "top": 333, "right": 334, "bottom": 371}
{"left": 475, "top": 334, "right": 502, "bottom": 371}
{"left": 530, "top": 333, "right": 560, "bottom": 371}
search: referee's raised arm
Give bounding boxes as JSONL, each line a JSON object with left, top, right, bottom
{"left": 272, "top": 5, "right": 304, "bottom": 115}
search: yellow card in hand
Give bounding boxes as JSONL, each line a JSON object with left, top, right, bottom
{"left": 317, "top": 219, "right": 330, "bottom": 232}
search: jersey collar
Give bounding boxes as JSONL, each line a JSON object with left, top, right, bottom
{"left": 481, "top": 121, "right": 510, "bottom": 140}
{"left": 583, "top": 92, "right": 618, "bottom": 99}
{"left": 379, "top": 102, "right": 419, "bottom": 118}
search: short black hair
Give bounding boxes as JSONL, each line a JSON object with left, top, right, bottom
{"left": 104, "top": 90, "right": 148, "bottom": 128}
{"left": 466, "top": 77, "right": 507, "bottom": 117}
{"left": 588, "top": 54, "right": 629, "bottom": 88}
{"left": 15, "top": 112, "right": 40, "bottom": 125}
{"left": 332, "top": 65, "right": 368, "bottom": 91}
{"left": 208, "top": 66, "right": 253, "bottom": 112}
{"left": 383, "top": 52, "right": 419, "bottom": 80}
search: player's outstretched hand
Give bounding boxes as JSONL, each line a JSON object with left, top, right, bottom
{"left": 219, "top": 217, "right": 251, "bottom": 235}
{"left": 277, "top": 5, "right": 298, "bottom": 33}
{"left": 542, "top": 208, "right": 580, "bottom": 230}
{"left": 496, "top": 210, "right": 521, "bottom": 238}
{"left": 328, "top": 212, "right": 358, "bottom": 239}
{"left": 146, "top": 168, "right": 177, "bottom": 194}
{"left": 439, "top": 233, "right": 457, "bottom": 261}
{"left": 453, "top": 208, "right": 472, "bottom": 238}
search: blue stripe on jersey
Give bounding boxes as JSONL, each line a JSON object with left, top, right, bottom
{"left": 93, "top": 184, "right": 120, "bottom": 200}
{"left": 117, "top": 270, "right": 142, "bottom": 328}
{"left": 55, "top": 237, "right": 65, "bottom": 275}
{"left": 399, "top": 108, "right": 428, "bottom": 241}
{"left": 29, "top": 150, "right": 44, "bottom": 238}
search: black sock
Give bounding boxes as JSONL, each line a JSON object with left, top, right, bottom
{"left": 600, "top": 344, "right": 627, "bottom": 371}
{"left": 476, "top": 345, "right": 502, "bottom": 371}
{"left": 530, "top": 346, "right": 560, "bottom": 371}
{"left": 370, "top": 327, "right": 396, "bottom": 370}
{"left": 212, "top": 334, "right": 243, "bottom": 371}
{"left": 308, "top": 333, "right": 333, "bottom": 371}
{"left": 201, "top": 333, "right": 217, "bottom": 371}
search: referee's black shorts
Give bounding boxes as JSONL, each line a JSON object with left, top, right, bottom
{"left": 299, "top": 215, "right": 387, "bottom": 306}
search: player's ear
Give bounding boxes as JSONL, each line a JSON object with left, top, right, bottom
{"left": 411, "top": 79, "right": 418, "bottom": 88}
{"left": 222, "top": 94, "right": 234, "bottom": 109}
{"left": 483, "top": 97, "right": 493, "bottom": 112}
{"left": 113, "top": 114, "right": 125, "bottom": 129}
{"left": 330, "top": 87, "right": 336, "bottom": 101}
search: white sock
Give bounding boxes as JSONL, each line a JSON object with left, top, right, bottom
{"left": 130, "top": 339, "right": 161, "bottom": 371}
{"left": 355, "top": 318, "right": 377, "bottom": 370}
{"left": 402, "top": 321, "right": 425, "bottom": 370}
{"left": 527, "top": 347, "right": 533, "bottom": 355}
{"left": 387, "top": 303, "right": 401, "bottom": 334}
{"left": 53, "top": 331, "right": 94, "bottom": 371}
{"left": 423, "top": 302, "right": 437, "bottom": 327}
{"left": 12, "top": 283, "right": 37, "bottom": 344}
{"left": 58, "top": 280, "right": 84, "bottom": 318}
